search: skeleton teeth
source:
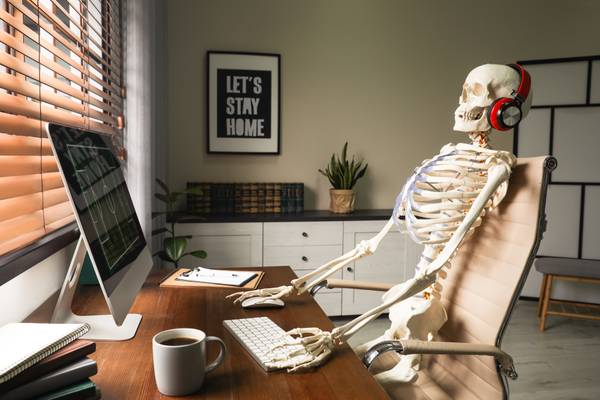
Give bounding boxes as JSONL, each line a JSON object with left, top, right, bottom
{"left": 460, "top": 111, "right": 483, "bottom": 121}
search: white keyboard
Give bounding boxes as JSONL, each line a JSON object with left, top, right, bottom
{"left": 223, "top": 317, "right": 307, "bottom": 371}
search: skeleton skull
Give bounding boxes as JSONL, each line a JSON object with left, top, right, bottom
{"left": 453, "top": 64, "right": 532, "bottom": 133}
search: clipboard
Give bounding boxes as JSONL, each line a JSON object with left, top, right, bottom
{"left": 160, "top": 268, "right": 265, "bottom": 290}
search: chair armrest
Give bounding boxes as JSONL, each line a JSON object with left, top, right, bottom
{"left": 363, "top": 339, "right": 518, "bottom": 380}
{"left": 309, "top": 279, "right": 394, "bottom": 295}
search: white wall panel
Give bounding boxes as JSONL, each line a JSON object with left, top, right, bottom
{"left": 517, "top": 108, "right": 551, "bottom": 157}
{"left": 527, "top": 62, "right": 588, "bottom": 106}
{"left": 538, "top": 185, "right": 581, "bottom": 258}
{"left": 582, "top": 186, "right": 600, "bottom": 259}
{"left": 553, "top": 108, "right": 600, "bottom": 182}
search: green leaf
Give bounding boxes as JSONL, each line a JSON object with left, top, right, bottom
{"left": 164, "top": 237, "right": 187, "bottom": 261}
{"left": 155, "top": 193, "right": 169, "bottom": 203}
{"left": 343, "top": 166, "right": 351, "bottom": 189}
{"left": 151, "top": 227, "right": 169, "bottom": 236}
{"left": 351, "top": 163, "right": 368, "bottom": 188}
{"left": 189, "top": 250, "right": 207, "bottom": 259}
{"left": 155, "top": 178, "right": 170, "bottom": 195}
{"left": 341, "top": 142, "right": 348, "bottom": 163}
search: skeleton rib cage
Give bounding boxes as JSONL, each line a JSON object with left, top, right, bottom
{"left": 395, "top": 143, "right": 514, "bottom": 282}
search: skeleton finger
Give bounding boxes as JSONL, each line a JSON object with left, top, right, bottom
{"left": 265, "top": 353, "right": 313, "bottom": 370}
{"left": 285, "top": 327, "right": 323, "bottom": 338}
{"left": 287, "top": 348, "right": 332, "bottom": 372}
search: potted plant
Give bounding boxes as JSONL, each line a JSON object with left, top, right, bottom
{"left": 152, "top": 179, "right": 207, "bottom": 268}
{"left": 318, "top": 142, "right": 368, "bottom": 214}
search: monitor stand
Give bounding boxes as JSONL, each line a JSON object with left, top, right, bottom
{"left": 51, "top": 237, "right": 142, "bottom": 341}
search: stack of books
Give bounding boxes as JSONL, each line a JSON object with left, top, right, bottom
{"left": 187, "top": 182, "right": 304, "bottom": 215}
{"left": 0, "top": 323, "right": 99, "bottom": 400}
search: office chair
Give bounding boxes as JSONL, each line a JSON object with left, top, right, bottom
{"left": 312, "top": 156, "right": 555, "bottom": 400}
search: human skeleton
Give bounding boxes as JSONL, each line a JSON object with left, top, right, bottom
{"left": 228, "top": 64, "right": 532, "bottom": 384}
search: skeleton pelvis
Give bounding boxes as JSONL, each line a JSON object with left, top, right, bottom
{"left": 385, "top": 295, "right": 448, "bottom": 342}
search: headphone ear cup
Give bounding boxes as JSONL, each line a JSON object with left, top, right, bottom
{"left": 487, "top": 97, "right": 513, "bottom": 131}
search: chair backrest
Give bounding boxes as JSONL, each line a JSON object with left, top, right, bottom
{"left": 423, "top": 156, "right": 554, "bottom": 400}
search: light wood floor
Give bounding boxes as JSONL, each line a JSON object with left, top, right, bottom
{"left": 333, "top": 300, "right": 600, "bottom": 400}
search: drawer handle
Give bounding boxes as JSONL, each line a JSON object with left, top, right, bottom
{"left": 302, "top": 256, "right": 308, "bottom": 262}
{"left": 302, "top": 232, "right": 309, "bottom": 238}
{"left": 347, "top": 267, "right": 354, "bottom": 273}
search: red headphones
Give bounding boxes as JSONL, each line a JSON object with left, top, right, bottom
{"left": 487, "top": 63, "right": 532, "bottom": 131}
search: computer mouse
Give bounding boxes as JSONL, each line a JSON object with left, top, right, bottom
{"left": 241, "top": 297, "right": 285, "bottom": 309}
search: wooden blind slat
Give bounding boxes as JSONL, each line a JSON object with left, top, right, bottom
{"left": 37, "top": 2, "right": 122, "bottom": 65}
{"left": 0, "top": 211, "right": 44, "bottom": 243}
{"left": 0, "top": 226, "right": 45, "bottom": 255}
{"left": 48, "top": 0, "right": 121, "bottom": 60}
{"left": 8, "top": 0, "right": 123, "bottom": 82}
{"left": 45, "top": 212, "right": 74, "bottom": 231}
{"left": 0, "top": 172, "right": 62, "bottom": 200}
{"left": 0, "top": 154, "right": 57, "bottom": 177}
{"left": 43, "top": 199, "right": 72, "bottom": 225}
{"left": 0, "top": 0, "right": 123, "bottom": 257}
{"left": 0, "top": 112, "right": 40, "bottom": 137}
{"left": 68, "top": 0, "right": 122, "bottom": 45}
{"left": 0, "top": 191, "right": 43, "bottom": 222}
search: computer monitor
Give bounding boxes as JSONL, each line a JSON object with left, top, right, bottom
{"left": 47, "top": 123, "right": 153, "bottom": 341}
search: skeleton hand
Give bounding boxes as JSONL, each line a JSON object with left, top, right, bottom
{"left": 226, "top": 285, "right": 294, "bottom": 304}
{"left": 265, "top": 327, "right": 337, "bottom": 372}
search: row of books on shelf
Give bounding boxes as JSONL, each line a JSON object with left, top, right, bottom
{"left": 0, "top": 323, "right": 99, "bottom": 400}
{"left": 187, "top": 182, "right": 304, "bottom": 214}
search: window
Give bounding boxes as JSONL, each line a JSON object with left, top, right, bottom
{"left": 0, "top": 0, "right": 124, "bottom": 256}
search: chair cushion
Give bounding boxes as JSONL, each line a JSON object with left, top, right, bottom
{"left": 535, "top": 257, "right": 600, "bottom": 279}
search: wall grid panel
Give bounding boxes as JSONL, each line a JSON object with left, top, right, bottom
{"left": 515, "top": 55, "right": 600, "bottom": 301}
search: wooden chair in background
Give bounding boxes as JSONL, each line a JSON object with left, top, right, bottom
{"left": 536, "top": 256, "right": 600, "bottom": 331}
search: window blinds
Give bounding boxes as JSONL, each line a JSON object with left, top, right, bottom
{"left": 0, "top": 0, "right": 123, "bottom": 256}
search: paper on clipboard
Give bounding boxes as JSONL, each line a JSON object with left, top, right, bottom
{"left": 176, "top": 267, "right": 257, "bottom": 287}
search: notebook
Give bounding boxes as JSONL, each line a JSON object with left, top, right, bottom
{"left": 36, "top": 378, "right": 97, "bottom": 400}
{"left": 176, "top": 267, "right": 258, "bottom": 286}
{"left": 3, "top": 358, "right": 97, "bottom": 400}
{"left": 0, "top": 323, "right": 90, "bottom": 384}
{"left": 0, "top": 340, "right": 96, "bottom": 394}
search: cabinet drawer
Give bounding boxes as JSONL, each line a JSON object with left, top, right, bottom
{"left": 314, "top": 292, "right": 342, "bottom": 316}
{"left": 264, "top": 245, "right": 342, "bottom": 270}
{"left": 264, "top": 222, "right": 343, "bottom": 246}
{"left": 264, "top": 245, "right": 343, "bottom": 281}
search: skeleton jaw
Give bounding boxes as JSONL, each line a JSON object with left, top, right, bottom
{"left": 453, "top": 104, "right": 490, "bottom": 133}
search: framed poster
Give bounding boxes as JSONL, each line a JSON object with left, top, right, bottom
{"left": 207, "top": 51, "right": 281, "bottom": 154}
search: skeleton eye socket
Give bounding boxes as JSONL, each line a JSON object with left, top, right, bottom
{"left": 460, "top": 85, "right": 468, "bottom": 102}
{"left": 471, "top": 83, "right": 484, "bottom": 96}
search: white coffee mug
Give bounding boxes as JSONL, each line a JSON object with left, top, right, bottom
{"left": 152, "top": 328, "right": 227, "bottom": 396}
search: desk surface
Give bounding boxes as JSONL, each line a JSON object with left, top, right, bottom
{"left": 72, "top": 266, "right": 390, "bottom": 399}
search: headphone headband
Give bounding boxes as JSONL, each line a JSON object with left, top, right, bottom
{"left": 507, "top": 63, "right": 531, "bottom": 104}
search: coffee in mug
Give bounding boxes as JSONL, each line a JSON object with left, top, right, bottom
{"left": 152, "top": 328, "right": 227, "bottom": 396}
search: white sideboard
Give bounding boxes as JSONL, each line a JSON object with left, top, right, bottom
{"left": 175, "top": 210, "right": 422, "bottom": 316}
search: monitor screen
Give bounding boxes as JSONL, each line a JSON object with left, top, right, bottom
{"left": 48, "top": 124, "right": 146, "bottom": 291}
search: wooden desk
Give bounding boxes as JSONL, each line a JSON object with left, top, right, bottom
{"left": 72, "top": 266, "right": 390, "bottom": 399}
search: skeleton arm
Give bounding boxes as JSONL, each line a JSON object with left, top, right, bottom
{"left": 227, "top": 217, "right": 396, "bottom": 303}
{"left": 268, "top": 163, "right": 511, "bottom": 371}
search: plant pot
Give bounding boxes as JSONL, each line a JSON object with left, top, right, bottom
{"left": 329, "top": 189, "right": 355, "bottom": 214}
